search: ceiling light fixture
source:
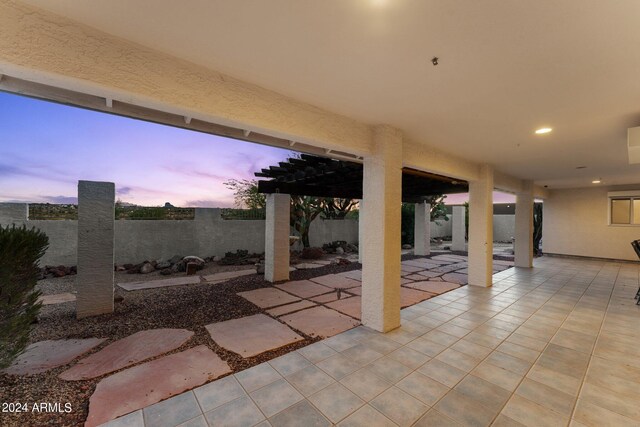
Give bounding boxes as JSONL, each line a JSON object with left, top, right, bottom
{"left": 592, "top": 179, "right": 601, "bottom": 184}
{"left": 576, "top": 166, "right": 586, "bottom": 169}
{"left": 535, "top": 127, "right": 552, "bottom": 134}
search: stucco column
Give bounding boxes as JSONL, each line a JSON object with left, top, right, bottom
{"left": 265, "top": 193, "right": 290, "bottom": 282}
{"left": 451, "top": 206, "right": 466, "bottom": 252}
{"left": 515, "top": 181, "right": 534, "bottom": 268}
{"left": 468, "top": 165, "right": 494, "bottom": 287}
{"left": 414, "top": 202, "right": 431, "bottom": 256}
{"left": 361, "top": 125, "right": 402, "bottom": 333}
{"left": 76, "top": 181, "right": 115, "bottom": 319}
{"left": 358, "top": 199, "right": 364, "bottom": 263}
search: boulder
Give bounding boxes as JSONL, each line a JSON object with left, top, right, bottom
{"left": 335, "top": 247, "right": 345, "bottom": 255}
{"left": 156, "top": 261, "right": 171, "bottom": 270}
{"left": 159, "top": 268, "right": 172, "bottom": 276}
{"left": 168, "top": 255, "right": 183, "bottom": 265}
{"left": 139, "top": 263, "right": 155, "bottom": 274}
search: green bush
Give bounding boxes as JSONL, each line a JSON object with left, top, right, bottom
{"left": 0, "top": 225, "right": 49, "bottom": 369}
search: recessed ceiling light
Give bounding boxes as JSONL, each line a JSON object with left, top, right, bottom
{"left": 535, "top": 128, "right": 553, "bottom": 134}
{"left": 576, "top": 166, "right": 586, "bottom": 169}
{"left": 592, "top": 179, "right": 601, "bottom": 184}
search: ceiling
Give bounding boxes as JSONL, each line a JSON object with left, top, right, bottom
{"left": 19, "top": 0, "right": 640, "bottom": 188}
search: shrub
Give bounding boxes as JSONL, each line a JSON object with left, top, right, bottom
{"left": 300, "top": 247, "right": 324, "bottom": 260}
{"left": 0, "top": 225, "right": 49, "bottom": 369}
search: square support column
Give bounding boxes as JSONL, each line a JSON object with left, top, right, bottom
{"left": 265, "top": 193, "right": 290, "bottom": 282}
{"left": 414, "top": 202, "right": 431, "bottom": 256}
{"left": 358, "top": 199, "right": 364, "bottom": 264}
{"left": 515, "top": 181, "right": 534, "bottom": 268}
{"left": 76, "top": 181, "right": 115, "bottom": 319}
{"left": 361, "top": 125, "right": 402, "bottom": 333}
{"left": 451, "top": 205, "right": 466, "bottom": 252}
{"left": 468, "top": 165, "right": 494, "bottom": 287}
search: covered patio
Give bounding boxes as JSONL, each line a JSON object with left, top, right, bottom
{"left": 102, "top": 256, "right": 640, "bottom": 426}
{"left": 2, "top": 1, "right": 640, "bottom": 426}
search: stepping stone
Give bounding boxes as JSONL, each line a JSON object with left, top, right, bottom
{"left": 405, "top": 281, "right": 459, "bottom": 294}
{"left": 400, "top": 288, "right": 433, "bottom": 308}
{"left": 401, "top": 265, "right": 424, "bottom": 273}
{"left": 206, "top": 314, "right": 302, "bottom": 357}
{"left": 38, "top": 292, "right": 76, "bottom": 305}
{"left": 441, "top": 272, "right": 468, "bottom": 285}
{"left": 400, "top": 278, "right": 414, "bottom": 285}
{"left": 281, "top": 306, "right": 359, "bottom": 338}
{"left": 85, "top": 345, "right": 229, "bottom": 427}
{"left": 310, "top": 292, "right": 340, "bottom": 303}
{"left": 276, "top": 280, "right": 333, "bottom": 298}
{"left": 118, "top": 276, "right": 200, "bottom": 291}
{"left": 405, "top": 271, "right": 443, "bottom": 280}
{"left": 326, "top": 296, "right": 361, "bottom": 319}
{"left": 338, "top": 270, "right": 362, "bottom": 281}
{"left": 3, "top": 339, "right": 105, "bottom": 376}
{"left": 267, "top": 300, "right": 317, "bottom": 317}
{"left": 202, "top": 269, "right": 256, "bottom": 283}
{"left": 59, "top": 329, "right": 193, "bottom": 380}
{"left": 237, "top": 288, "right": 300, "bottom": 308}
{"left": 493, "top": 260, "right": 514, "bottom": 266}
{"left": 431, "top": 265, "right": 463, "bottom": 274}
{"left": 310, "top": 274, "right": 361, "bottom": 289}
{"left": 294, "top": 263, "right": 325, "bottom": 270}
{"left": 346, "top": 286, "right": 362, "bottom": 296}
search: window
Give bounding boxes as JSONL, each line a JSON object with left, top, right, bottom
{"left": 608, "top": 193, "right": 640, "bottom": 225}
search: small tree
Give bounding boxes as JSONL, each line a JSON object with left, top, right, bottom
{"left": 290, "top": 196, "right": 324, "bottom": 248}
{"left": 224, "top": 179, "right": 266, "bottom": 210}
{"left": 321, "top": 198, "right": 358, "bottom": 219}
{"left": 0, "top": 225, "right": 49, "bottom": 369}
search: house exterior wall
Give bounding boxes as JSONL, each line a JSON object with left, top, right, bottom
{"left": 544, "top": 186, "right": 640, "bottom": 261}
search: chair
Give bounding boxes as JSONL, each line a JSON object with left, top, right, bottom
{"left": 631, "top": 240, "right": 640, "bottom": 304}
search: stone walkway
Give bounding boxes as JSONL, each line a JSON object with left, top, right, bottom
{"left": 101, "top": 256, "right": 640, "bottom": 427}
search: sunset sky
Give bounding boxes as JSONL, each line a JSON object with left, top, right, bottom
{"left": 0, "top": 92, "right": 514, "bottom": 206}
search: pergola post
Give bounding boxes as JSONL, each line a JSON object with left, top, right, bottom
{"left": 361, "top": 125, "right": 402, "bottom": 333}
{"left": 451, "top": 205, "right": 466, "bottom": 252}
{"left": 414, "top": 202, "right": 431, "bottom": 256}
{"left": 265, "top": 193, "right": 290, "bottom": 282}
{"left": 468, "top": 165, "right": 494, "bottom": 287}
{"left": 76, "top": 180, "right": 115, "bottom": 319}
{"left": 358, "top": 198, "right": 364, "bottom": 263}
{"left": 515, "top": 181, "right": 534, "bottom": 268}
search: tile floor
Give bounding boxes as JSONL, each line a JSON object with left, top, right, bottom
{"left": 101, "top": 256, "right": 640, "bottom": 427}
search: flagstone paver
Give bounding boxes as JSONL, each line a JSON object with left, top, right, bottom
{"left": 441, "top": 272, "right": 469, "bottom": 285}
{"left": 237, "top": 287, "right": 300, "bottom": 308}
{"left": 326, "top": 296, "right": 361, "bottom": 320}
{"left": 310, "top": 292, "right": 341, "bottom": 303}
{"left": 38, "top": 292, "right": 76, "bottom": 305}
{"left": 281, "top": 306, "right": 360, "bottom": 338}
{"left": 3, "top": 338, "right": 106, "bottom": 376}
{"left": 202, "top": 269, "right": 256, "bottom": 283}
{"left": 309, "top": 274, "right": 361, "bottom": 289}
{"left": 85, "top": 345, "right": 229, "bottom": 427}
{"left": 118, "top": 276, "right": 201, "bottom": 291}
{"left": 275, "top": 280, "right": 333, "bottom": 298}
{"left": 400, "top": 287, "right": 434, "bottom": 307}
{"left": 266, "top": 300, "right": 317, "bottom": 316}
{"left": 59, "top": 329, "right": 193, "bottom": 380}
{"left": 205, "top": 314, "right": 303, "bottom": 357}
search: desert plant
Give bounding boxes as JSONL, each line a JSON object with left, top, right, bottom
{"left": 0, "top": 225, "right": 49, "bottom": 369}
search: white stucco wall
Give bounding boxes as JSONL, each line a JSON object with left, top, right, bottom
{"left": 543, "top": 186, "right": 640, "bottom": 261}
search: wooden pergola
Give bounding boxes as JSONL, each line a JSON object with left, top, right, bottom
{"left": 255, "top": 154, "right": 468, "bottom": 201}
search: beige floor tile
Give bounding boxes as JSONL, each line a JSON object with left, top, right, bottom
{"left": 414, "top": 409, "right": 463, "bottom": 426}
{"left": 387, "top": 346, "right": 431, "bottom": 369}
{"left": 308, "top": 382, "right": 364, "bottom": 424}
{"left": 340, "top": 368, "right": 393, "bottom": 402}
{"left": 454, "top": 374, "right": 511, "bottom": 413}
{"left": 396, "top": 371, "right": 450, "bottom": 406}
{"left": 435, "top": 348, "right": 482, "bottom": 372}
{"left": 337, "top": 404, "right": 397, "bottom": 427}
{"left": 370, "top": 387, "right": 429, "bottom": 427}
{"left": 501, "top": 395, "right": 569, "bottom": 427}
{"left": 434, "top": 389, "right": 497, "bottom": 427}
{"left": 573, "top": 399, "right": 639, "bottom": 427}
{"left": 579, "top": 382, "right": 640, "bottom": 422}
{"left": 515, "top": 378, "right": 576, "bottom": 416}
{"left": 526, "top": 364, "right": 582, "bottom": 397}
{"left": 418, "top": 359, "right": 467, "bottom": 388}
{"left": 472, "top": 361, "right": 523, "bottom": 392}
{"left": 285, "top": 365, "right": 335, "bottom": 397}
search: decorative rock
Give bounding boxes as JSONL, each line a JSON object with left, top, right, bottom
{"left": 159, "top": 268, "right": 172, "bottom": 276}
{"left": 205, "top": 314, "right": 303, "bottom": 357}
{"left": 139, "top": 262, "right": 155, "bottom": 274}
{"left": 59, "top": 329, "right": 194, "bottom": 380}
{"left": 402, "top": 244, "right": 413, "bottom": 249}
{"left": 3, "top": 339, "right": 106, "bottom": 376}
{"left": 85, "top": 345, "right": 230, "bottom": 427}
{"left": 168, "top": 255, "right": 183, "bottom": 265}
{"left": 156, "top": 261, "right": 171, "bottom": 270}
{"left": 335, "top": 247, "right": 345, "bottom": 255}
